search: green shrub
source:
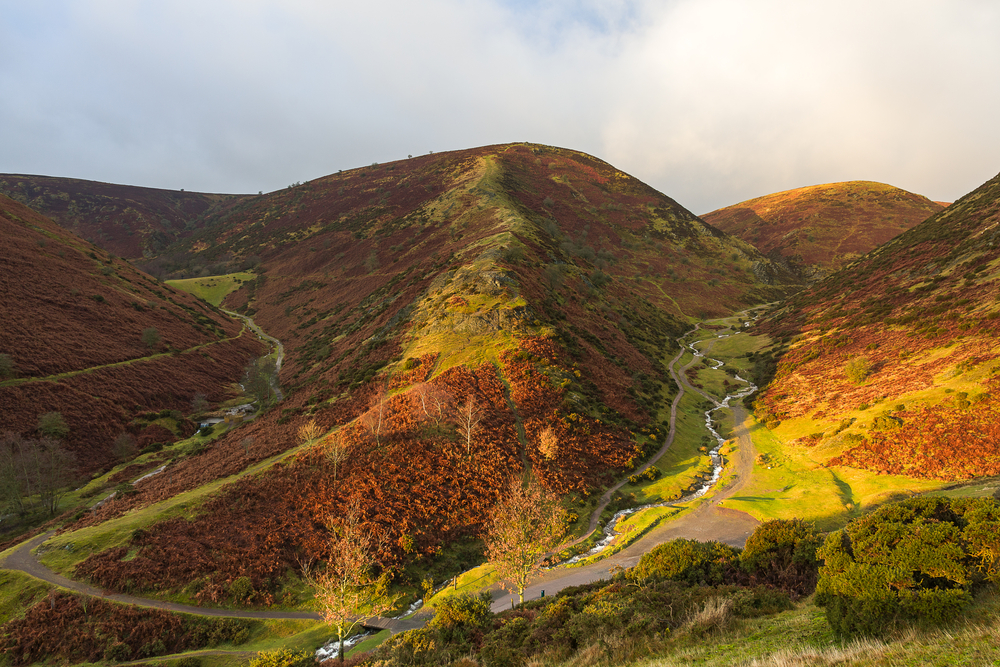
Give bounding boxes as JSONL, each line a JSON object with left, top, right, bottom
{"left": 816, "top": 497, "right": 1000, "bottom": 636}
{"left": 844, "top": 356, "right": 872, "bottom": 384}
{"left": 103, "top": 641, "right": 132, "bottom": 662}
{"left": 740, "top": 518, "right": 821, "bottom": 596}
{"left": 247, "top": 648, "right": 315, "bottom": 667}
{"left": 228, "top": 575, "right": 255, "bottom": 604}
{"left": 630, "top": 538, "right": 739, "bottom": 586}
{"left": 430, "top": 591, "right": 492, "bottom": 631}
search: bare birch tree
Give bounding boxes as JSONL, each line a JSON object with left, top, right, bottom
{"left": 324, "top": 431, "right": 350, "bottom": 481}
{"left": 454, "top": 394, "right": 484, "bottom": 457}
{"left": 483, "top": 475, "right": 568, "bottom": 604}
{"left": 305, "top": 502, "right": 400, "bottom": 662}
{"left": 361, "top": 387, "right": 391, "bottom": 447}
{"left": 410, "top": 383, "right": 453, "bottom": 427}
{"left": 297, "top": 418, "right": 323, "bottom": 444}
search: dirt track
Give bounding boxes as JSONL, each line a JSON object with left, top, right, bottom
{"left": 2, "top": 322, "right": 758, "bottom": 631}
{"left": 490, "top": 326, "right": 760, "bottom": 610}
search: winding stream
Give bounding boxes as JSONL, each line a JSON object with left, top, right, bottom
{"left": 565, "top": 322, "right": 758, "bottom": 564}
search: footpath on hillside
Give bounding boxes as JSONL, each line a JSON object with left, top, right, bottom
{"left": 0, "top": 317, "right": 761, "bottom": 641}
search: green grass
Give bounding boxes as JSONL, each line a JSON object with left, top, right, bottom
{"left": 32, "top": 434, "right": 324, "bottom": 585}
{"left": 621, "top": 589, "right": 1000, "bottom": 667}
{"left": 625, "top": 392, "right": 716, "bottom": 505}
{"left": 722, "top": 411, "right": 945, "bottom": 531}
{"left": 348, "top": 629, "right": 392, "bottom": 657}
{"left": 0, "top": 570, "right": 50, "bottom": 624}
{"left": 166, "top": 272, "right": 256, "bottom": 307}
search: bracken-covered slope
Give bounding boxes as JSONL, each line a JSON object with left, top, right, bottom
{"left": 703, "top": 181, "right": 943, "bottom": 281}
{"left": 753, "top": 169, "right": 1000, "bottom": 482}
{"left": 0, "top": 174, "right": 252, "bottom": 260}
{"left": 60, "top": 143, "right": 801, "bottom": 606}
{"left": 0, "top": 195, "right": 263, "bottom": 472}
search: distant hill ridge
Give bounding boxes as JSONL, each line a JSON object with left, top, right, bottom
{"left": 0, "top": 194, "right": 262, "bottom": 472}
{"left": 0, "top": 174, "right": 251, "bottom": 259}
{"left": 702, "top": 180, "right": 943, "bottom": 281}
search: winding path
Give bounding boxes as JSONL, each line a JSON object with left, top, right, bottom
{"left": 0, "top": 318, "right": 759, "bottom": 643}
{"left": 0, "top": 531, "right": 423, "bottom": 633}
{"left": 490, "top": 322, "right": 760, "bottom": 610}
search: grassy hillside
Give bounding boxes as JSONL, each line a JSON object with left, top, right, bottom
{"left": 19, "top": 144, "right": 801, "bottom": 613}
{"left": 748, "top": 169, "right": 1000, "bottom": 489}
{"left": 0, "top": 174, "right": 252, "bottom": 260}
{"left": 0, "top": 194, "right": 263, "bottom": 478}
{"left": 703, "top": 181, "right": 943, "bottom": 281}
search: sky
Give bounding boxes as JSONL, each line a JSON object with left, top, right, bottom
{"left": 2, "top": 0, "right": 999, "bottom": 214}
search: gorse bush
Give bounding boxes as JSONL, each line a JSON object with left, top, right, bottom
{"left": 844, "top": 356, "right": 872, "bottom": 384}
{"left": 430, "top": 592, "right": 492, "bottom": 632}
{"left": 740, "top": 518, "right": 821, "bottom": 595}
{"left": 629, "top": 538, "right": 738, "bottom": 586}
{"left": 816, "top": 496, "right": 1000, "bottom": 637}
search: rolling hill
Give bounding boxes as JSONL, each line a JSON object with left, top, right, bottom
{"left": 751, "top": 169, "right": 1000, "bottom": 483}
{"left": 702, "top": 181, "right": 944, "bottom": 281}
{"left": 0, "top": 174, "right": 252, "bottom": 260}
{"left": 23, "top": 143, "right": 802, "bottom": 609}
{"left": 0, "top": 194, "right": 264, "bottom": 477}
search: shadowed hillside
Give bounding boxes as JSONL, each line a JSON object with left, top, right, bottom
{"left": 0, "top": 174, "right": 252, "bottom": 260}
{"left": 752, "top": 169, "right": 1000, "bottom": 482}
{"left": 0, "top": 194, "right": 263, "bottom": 474}
{"left": 703, "top": 181, "right": 943, "bottom": 281}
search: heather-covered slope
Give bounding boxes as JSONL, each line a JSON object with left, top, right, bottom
{"left": 47, "top": 144, "right": 801, "bottom": 606}
{"left": 703, "top": 181, "right": 943, "bottom": 281}
{"left": 0, "top": 174, "right": 251, "bottom": 260}
{"left": 752, "top": 169, "right": 1000, "bottom": 482}
{"left": 0, "top": 195, "right": 263, "bottom": 472}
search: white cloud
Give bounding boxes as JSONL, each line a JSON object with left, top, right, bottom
{"left": 1, "top": 0, "right": 998, "bottom": 210}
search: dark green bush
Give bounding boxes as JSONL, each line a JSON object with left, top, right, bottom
{"left": 740, "top": 519, "right": 821, "bottom": 595}
{"left": 816, "top": 497, "right": 1000, "bottom": 636}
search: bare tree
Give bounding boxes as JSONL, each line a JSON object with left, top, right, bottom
{"left": 297, "top": 418, "right": 323, "bottom": 444}
{"left": 360, "top": 387, "right": 391, "bottom": 447}
{"left": 483, "top": 475, "right": 568, "bottom": 605}
{"left": 0, "top": 432, "right": 26, "bottom": 515}
{"left": 0, "top": 353, "right": 15, "bottom": 379}
{"left": 324, "top": 431, "right": 350, "bottom": 481}
{"left": 454, "top": 394, "right": 484, "bottom": 457}
{"left": 409, "top": 383, "right": 453, "bottom": 427}
{"left": 112, "top": 432, "right": 138, "bottom": 462}
{"left": 304, "top": 501, "right": 400, "bottom": 662}
{"left": 5, "top": 434, "right": 76, "bottom": 515}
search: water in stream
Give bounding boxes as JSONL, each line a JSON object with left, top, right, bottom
{"left": 565, "top": 326, "right": 758, "bottom": 564}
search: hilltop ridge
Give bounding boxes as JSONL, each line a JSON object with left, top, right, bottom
{"left": 703, "top": 180, "right": 943, "bottom": 281}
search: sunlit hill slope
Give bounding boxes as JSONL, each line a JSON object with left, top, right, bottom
{"left": 703, "top": 181, "right": 944, "bottom": 281}
{"left": 753, "top": 169, "right": 1000, "bottom": 482}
